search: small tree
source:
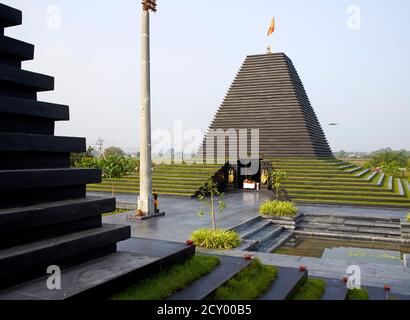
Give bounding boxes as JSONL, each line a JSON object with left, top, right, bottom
{"left": 99, "top": 155, "right": 135, "bottom": 196}
{"left": 104, "top": 146, "right": 125, "bottom": 157}
{"left": 269, "top": 169, "right": 287, "bottom": 201}
{"left": 198, "top": 180, "right": 226, "bottom": 232}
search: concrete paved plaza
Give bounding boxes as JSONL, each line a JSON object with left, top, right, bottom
{"left": 98, "top": 191, "right": 408, "bottom": 242}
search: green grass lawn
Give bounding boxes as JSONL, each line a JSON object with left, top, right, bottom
{"left": 102, "top": 209, "right": 128, "bottom": 217}
{"left": 347, "top": 289, "right": 369, "bottom": 300}
{"left": 213, "top": 259, "right": 278, "bottom": 300}
{"left": 111, "top": 255, "right": 220, "bottom": 300}
{"left": 293, "top": 278, "right": 326, "bottom": 300}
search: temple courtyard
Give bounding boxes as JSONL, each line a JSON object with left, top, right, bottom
{"left": 98, "top": 191, "right": 410, "bottom": 297}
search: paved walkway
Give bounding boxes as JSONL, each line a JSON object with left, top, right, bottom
{"left": 101, "top": 192, "right": 270, "bottom": 242}
{"left": 98, "top": 191, "right": 408, "bottom": 242}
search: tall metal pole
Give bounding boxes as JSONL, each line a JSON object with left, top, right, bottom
{"left": 138, "top": 3, "right": 155, "bottom": 215}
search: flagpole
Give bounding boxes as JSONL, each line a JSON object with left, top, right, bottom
{"left": 267, "top": 16, "right": 275, "bottom": 54}
{"left": 137, "top": 0, "right": 157, "bottom": 217}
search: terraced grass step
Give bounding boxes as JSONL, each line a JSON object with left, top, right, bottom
{"left": 88, "top": 185, "right": 200, "bottom": 192}
{"left": 293, "top": 198, "right": 410, "bottom": 209}
{"left": 110, "top": 176, "right": 209, "bottom": 182}
{"left": 289, "top": 193, "right": 410, "bottom": 204}
{"left": 97, "top": 180, "right": 207, "bottom": 187}
{"left": 284, "top": 180, "right": 378, "bottom": 187}
{"left": 153, "top": 168, "right": 219, "bottom": 174}
{"left": 272, "top": 161, "right": 347, "bottom": 167}
{"left": 286, "top": 185, "right": 392, "bottom": 193}
{"left": 281, "top": 167, "right": 365, "bottom": 173}
{"left": 87, "top": 187, "right": 194, "bottom": 197}
{"left": 284, "top": 174, "right": 367, "bottom": 180}
{"left": 288, "top": 189, "right": 402, "bottom": 198}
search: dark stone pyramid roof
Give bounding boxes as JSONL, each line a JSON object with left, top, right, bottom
{"left": 197, "top": 53, "right": 333, "bottom": 162}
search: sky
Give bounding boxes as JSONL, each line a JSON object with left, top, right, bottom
{"left": 3, "top": 0, "right": 410, "bottom": 153}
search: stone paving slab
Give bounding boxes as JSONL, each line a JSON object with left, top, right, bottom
{"left": 258, "top": 267, "right": 307, "bottom": 300}
{"left": 0, "top": 252, "right": 158, "bottom": 300}
{"left": 314, "top": 277, "right": 348, "bottom": 300}
{"left": 99, "top": 193, "right": 408, "bottom": 243}
{"left": 0, "top": 237, "right": 193, "bottom": 300}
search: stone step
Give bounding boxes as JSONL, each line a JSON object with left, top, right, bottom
{"left": 258, "top": 267, "right": 308, "bottom": 300}
{"left": 303, "top": 213, "right": 402, "bottom": 223}
{"left": 346, "top": 166, "right": 362, "bottom": 173}
{"left": 0, "top": 168, "right": 100, "bottom": 191}
{"left": 297, "top": 222, "right": 402, "bottom": 237}
{"left": 338, "top": 164, "right": 355, "bottom": 170}
{"left": 302, "top": 216, "right": 401, "bottom": 227}
{"left": 0, "top": 224, "right": 130, "bottom": 289}
{"left": 296, "top": 229, "right": 401, "bottom": 242}
{"left": 366, "top": 171, "right": 378, "bottom": 182}
{"left": 0, "top": 3, "right": 22, "bottom": 28}
{"left": 288, "top": 189, "right": 400, "bottom": 198}
{"left": 287, "top": 185, "right": 389, "bottom": 193}
{"left": 377, "top": 173, "right": 385, "bottom": 186}
{"left": 0, "top": 238, "right": 195, "bottom": 300}
{"left": 231, "top": 217, "right": 271, "bottom": 238}
{"left": 254, "top": 230, "right": 293, "bottom": 253}
{"left": 295, "top": 198, "right": 410, "bottom": 209}
{"left": 0, "top": 96, "right": 69, "bottom": 120}
{"left": 0, "top": 197, "right": 116, "bottom": 248}
{"left": 291, "top": 194, "right": 410, "bottom": 204}
{"left": 356, "top": 169, "right": 370, "bottom": 177}
{"left": 0, "top": 252, "right": 156, "bottom": 300}
{"left": 167, "top": 255, "right": 251, "bottom": 300}
{"left": 0, "top": 36, "right": 34, "bottom": 65}
{"left": 285, "top": 180, "right": 377, "bottom": 187}
{"left": 245, "top": 224, "right": 282, "bottom": 242}
{"left": 0, "top": 132, "right": 85, "bottom": 152}
{"left": 318, "top": 277, "right": 348, "bottom": 300}
{"left": 0, "top": 64, "right": 54, "bottom": 96}
{"left": 398, "top": 179, "right": 405, "bottom": 196}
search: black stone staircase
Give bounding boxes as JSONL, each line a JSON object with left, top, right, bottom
{"left": 296, "top": 213, "right": 402, "bottom": 242}
{"left": 232, "top": 217, "right": 293, "bottom": 253}
{"left": 0, "top": 3, "right": 195, "bottom": 300}
{"left": 0, "top": 2, "right": 133, "bottom": 292}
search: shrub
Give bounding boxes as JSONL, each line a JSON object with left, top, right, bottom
{"left": 191, "top": 228, "right": 241, "bottom": 250}
{"left": 259, "top": 200, "right": 297, "bottom": 217}
{"left": 347, "top": 289, "right": 369, "bottom": 300}
{"left": 369, "top": 150, "right": 408, "bottom": 168}
{"left": 407, "top": 213, "right": 410, "bottom": 222}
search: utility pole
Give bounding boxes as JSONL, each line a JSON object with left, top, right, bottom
{"left": 96, "top": 137, "right": 104, "bottom": 156}
{"left": 137, "top": 0, "right": 157, "bottom": 216}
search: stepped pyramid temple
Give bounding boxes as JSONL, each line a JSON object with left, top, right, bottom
{"left": 0, "top": 3, "right": 192, "bottom": 299}
{"left": 197, "top": 53, "right": 333, "bottom": 162}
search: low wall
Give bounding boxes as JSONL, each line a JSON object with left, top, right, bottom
{"left": 401, "top": 222, "right": 410, "bottom": 242}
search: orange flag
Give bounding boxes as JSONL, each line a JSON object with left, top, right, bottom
{"left": 267, "top": 17, "right": 275, "bottom": 37}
